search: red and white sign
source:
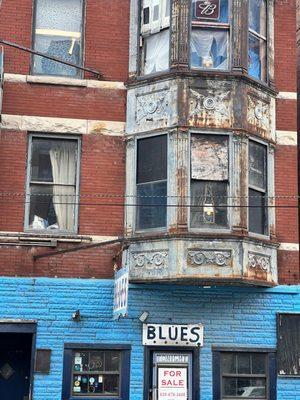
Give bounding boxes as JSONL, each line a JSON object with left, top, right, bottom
{"left": 158, "top": 367, "right": 188, "bottom": 399}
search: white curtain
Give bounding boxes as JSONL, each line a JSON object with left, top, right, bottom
{"left": 144, "top": 29, "right": 169, "bottom": 74}
{"left": 50, "top": 142, "right": 76, "bottom": 231}
{"left": 191, "top": 29, "right": 228, "bottom": 70}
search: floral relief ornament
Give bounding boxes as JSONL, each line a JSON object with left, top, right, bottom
{"left": 190, "top": 89, "right": 231, "bottom": 118}
{"left": 248, "top": 252, "right": 271, "bottom": 272}
{"left": 136, "top": 91, "right": 169, "bottom": 124}
{"left": 188, "top": 250, "right": 232, "bottom": 267}
{"left": 133, "top": 252, "right": 168, "bottom": 269}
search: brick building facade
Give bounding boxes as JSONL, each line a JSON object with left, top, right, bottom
{"left": 0, "top": 1, "right": 299, "bottom": 400}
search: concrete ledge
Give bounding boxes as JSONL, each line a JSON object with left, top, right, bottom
{"left": 276, "top": 130, "right": 297, "bottom": 145}
{"left": 277, "top": 92, "right": 297, "bottom": 100}
{"left": 0, "top": 114, "right": 125, "bottom": 136}
{"left": 279, "top": 243, "right": 299, "bottom": 251}
{"left": 4, "top": 73, "right": 126, "bottom": 90}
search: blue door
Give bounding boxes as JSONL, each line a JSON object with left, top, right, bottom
{"left": 0, "top": 333, "right": 32, "bottom": 400}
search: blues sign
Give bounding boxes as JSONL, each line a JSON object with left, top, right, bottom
{"left": 113, "top": 266, "right": 129, "bottom": 320}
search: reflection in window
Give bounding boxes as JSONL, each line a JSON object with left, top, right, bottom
{"left": 141, "top": 0, "right": 170, "bottom": 74}
{"left": 248, "top": 0, "right": 267, "bottom": 81}
{"left": 221, "top": 352, "right": 267, "bottom": 399}
{"left": 136, "top": 135, "right": 167, "bottom": 230}
{"left": 72, "top": 350, "right": 120, "bottom": 396}
{"left": 248, "top": 140, "right": 268, "bottom": 235}
{"left": 190, "top": 135, "right": 229, "bottom": 229}
{"left": 190, "top": 0, "right": 230, "bottom": 70}
{"left": 26, "top": 137, "right": 79, "bottom": 233}
{"left": 33, "top": 0, "right": 83, "bottom": 76}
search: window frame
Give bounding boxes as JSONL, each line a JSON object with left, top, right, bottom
{"left": 62, "top": 344, "right": 131, "bottom": 400}
{"left": 212, "top": 347, "right": 277, "bottom": 400}
{"left": 247, "top": 0, "right": 269, "bottom": 84}
{"left": 189, "top": 0, "right": 232, "bottom": 72}
{"left": 31, "top": 0, "right": 85, "bottom": 78}
{"left": 139, "top": 0, "right": 172, "bottom": 77}
{"left": 188, "top": 131, "right": 233, "bottom": 233}
{"left": 248, "top": 138, "right": 269, "bottom": 238}
{"left": 134, "top": 132, "right": 169, "bottom": 233}
{"left": 24, "top": 133, "right": 81, "bottom": 235}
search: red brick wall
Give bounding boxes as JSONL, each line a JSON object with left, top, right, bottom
{"left": 0, "top": 0, "right": 130, "bottom": 82}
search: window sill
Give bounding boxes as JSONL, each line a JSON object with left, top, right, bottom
{"left": 25, "top": 74, "right": 125, "bottom": 89}
{"left": 0, "top": 232, "right": 93, "bottom": 246}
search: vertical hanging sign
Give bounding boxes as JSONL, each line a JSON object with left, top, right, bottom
{"left": 113, "top": 266, "right": 129, "bottom": 320}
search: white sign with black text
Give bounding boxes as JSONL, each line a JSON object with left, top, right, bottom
{"left": 143, "top": 324, "right": 204, "bottom": 347}
{"left": 158, "top": 367, "right": 188, "bottom": 399}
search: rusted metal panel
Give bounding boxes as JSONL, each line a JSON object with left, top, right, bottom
{"left": 191, "top": 135, "right": 228, "bottom": 181}
{"left": 277, "top": 314, "right": 300, "bottom": 377}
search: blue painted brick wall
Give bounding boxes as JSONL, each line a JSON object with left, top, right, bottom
{"left": 0, "top": 277, "right": 299, "bottom": 400}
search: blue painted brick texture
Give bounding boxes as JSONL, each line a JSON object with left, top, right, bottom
{"left": 0, "top": 277, "right": 299, "bottom": 400}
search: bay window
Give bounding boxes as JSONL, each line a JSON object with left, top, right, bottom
{"left": 190, "top": 0, "right": 230, "bottom": 70}
{"left": 248, "top": 140, "right": 268, "bottom": 235}
{"left": 190, "top": 134, "right": 229, "bottom": 229}
{"left": 33, "top": 0, "right": 84, "bottom": 77}
{"left": 136, "top": 135, "right": 167, "bottom": 230}
{"left": 248, "top": 0, "right": 267, "bottom": 81}
{"left": 140, "top": 0, "right": 170, "bottom": 75}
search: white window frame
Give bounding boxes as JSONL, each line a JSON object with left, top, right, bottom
{"left": 24, "top": 134, "right": 81, "bottom": 235}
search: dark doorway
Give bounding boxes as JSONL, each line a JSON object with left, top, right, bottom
{"left": 0, "top": 333, "right": 33, "bottom": 400}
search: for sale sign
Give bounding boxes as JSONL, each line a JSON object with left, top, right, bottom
{"left": 158, "top": 367, "right": 188, "bottom": 399}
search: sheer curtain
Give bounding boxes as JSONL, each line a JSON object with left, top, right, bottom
{"left": 191, "top": 30, "right": 228, "bottom": 69}
{"left": 144, "top": 29, "right": 169, "bottom": 74}
{"left": 50, "top": 142, "right": 76, "bottom": 231}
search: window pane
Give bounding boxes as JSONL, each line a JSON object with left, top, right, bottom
{"left": 137, "top": 135, "right": 167, "bottom": 184}
{"left": 89, "top": 352, "right": 104, "bottom": 371}
{"left": 191, "top": 181, "right": 228, "bottom": 228}
{"left": 73, "top": 352, "right": 89, "bottom": 372}
{"left": 29, "top": 184, "right": 57, "bottom": 230}
{"left": 222, "top": 353, "right": 236, "bottom": 374}
{"left": 237, "top": 378, "right": 252, "bottom": 396}
{"left": 237, "top": 354, "right": 251, "bottom": 374}
{"left": 33, "top": 36, "right": 81, "bottom": 76}
{"left": 191, "top": 28, "right": 229, "bottom": 70}
{"left": 252, "top": 354, "right": 266, "bottom": 374}
{"left": 31, "top": 138, "right": 77, "bottom": 184}
{"left": 137, "top": 181, "right": 167, "bottom": 230}
{"left": 223, "top": 377, "right": 237, "bottom": 396}
{"left": 249, "top": 189, "right": 267, "bottom": 235}
{"left": 192, "top": 0, "right": 229, "bottom": 23}
{"left": 249, "top": 141, "right": 267, "bottom": 190}
{"left": 73, "top": 374, "right": 88, "bottom": 394}
{"left": 29, "top": 184, "right": 76, "bottom": 231}
{"left": 144, "top": 29, "right": 170, "bottom": 74}
{"left": 248, "top": 33, "right": 267, "bottom": 81}
{"left": 35, "top": 0, "right": 83, "bottom": 31}
{"left": 105, "top": 352, "right": 120, "bottom": 372}
{"left": 191, "top": 135, "right": 228, "bottom": 181}
{"left": 249, "top": 0, "right": 267, "bottom": 37}
{"left": 237, "top": 378, "right": 266, "bottom": 398}
{"left": 104, "top": 375, "right": 119, "bottom": 395}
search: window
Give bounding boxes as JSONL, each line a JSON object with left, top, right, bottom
{"left": 136, "top": 135, "right": 167, "bottom": 230}
{"left": 248, "top": 0, "right": 267, "bottom": 81}
{"left": 32, "top": 0, "right": 84, "bottom": 77}
{"left": 212, "top": 349, "right": 276, "bottom": 400}
{"left": 277, "top": 314, "right": 300, "bottom": 377}
{"left": 62, "top": 345, "right": 131, "bottom": 399}
{"left": 190, "top": 134, "right": 229, "bottom": 229}
{"left": 25, "top": 136, "right": 80, "bottom": 233}
{"left": 248, "top": 140, "right": 268, "bottom": 235}
{"left": 140, "top": 0, "right": 170, "bottom": 75}
{"left": 190, "top": 0, "right": 230, "bottom": 70}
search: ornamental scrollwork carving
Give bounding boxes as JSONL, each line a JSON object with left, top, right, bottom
{"left": 188, "top": 250, "right": 232, "bottom": 267}
{"left": 189, "top": 89, "right": 232, "bottom": 128}
{"left": 248, "top": 252, "right": 271, "bottom": 272}
{"left": 133, "top": 251, "right": 168, "bottom": 269}
{"left": 136, "top": 90, "right": 169, "bottom": 125}
{"left": 247, "top": 95, "right": 270, "bottom": 132}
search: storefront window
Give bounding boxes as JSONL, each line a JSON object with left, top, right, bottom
{"left": 141, "top": 0, "right": 170, "bottom": 75}
{"left": 190, "top": 0, "right": 230, "bottom": 70}
{"left": 248, "top": 0, "right": 267, "bottom": 81}
{"left": 62, "top": 345, "right": 130, "bottom": 400}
